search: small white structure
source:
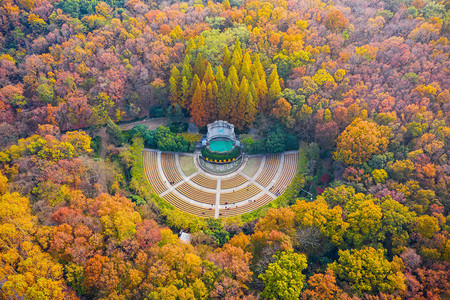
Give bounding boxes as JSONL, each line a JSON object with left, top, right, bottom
{"left": 206, "top": 120, "right": 236, "bottom": 142}
{"left": 179, "top": 231, "right": 191, "bottom": 244}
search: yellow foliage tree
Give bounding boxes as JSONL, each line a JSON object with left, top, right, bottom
{"left": 334, "top": 118, "right": 389, "bottom": 165}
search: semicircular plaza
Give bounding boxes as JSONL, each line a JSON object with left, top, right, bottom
{"left": 143, "top": 149, "right": 299, "bottom": 218}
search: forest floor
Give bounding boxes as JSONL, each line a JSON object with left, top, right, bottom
{"left": 118, "top": 117, "right": 171, "bottom": 131}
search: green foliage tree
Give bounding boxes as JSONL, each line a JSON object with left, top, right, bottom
{"left": 193, "top": 52, "right": 206, "bottom": 80}
{"left": 267, "top": 66, "right": 281, "bottom": 112}
{"left": 330, "top": 247, "right": 406, "bottom": 295}
{"left": 155, "top": 126, "right": 189, "bottom": 152}
{"left": 36, "top": 83, "right": 54, "bottom": 103}
{"left": 414, "top": 215, "right": 440, "bottom": 238}
{"left": 344, "top": 195, "right": 384, "bottom": 247}
{"left": 259, "top": 250, "right": 308, "bottom": 300}
{"left": 169, "top": 66, "right": 181, "bottom": 105}
{"left": 380, "top": 197, "right": 416, "bottom": 250}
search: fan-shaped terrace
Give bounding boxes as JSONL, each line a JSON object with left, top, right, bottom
{"left": 143, "top": 149, "right": 299, "bottom": 218}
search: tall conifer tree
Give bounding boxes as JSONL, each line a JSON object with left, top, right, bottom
{"left": 185, "top": 38, "right": 196, "bottom": 54}
{"left": 229, "top": 80, "right": 239, "bottom": 125}
{"left": 258, "top": 73, "right": 268, "bottom": 112}
{"left": 231, "top": 40, "right": 243, "bottom": 73}
{"left": 249, "top": 81, "right": 258, "bottom": 108}
{"left": 219, "top": 77, "right": 232, "bottom": 120}
{"left": 205, "top": 82, "right": 215, "bottom": 122}
{"left": 235, "top": 77, "right": 250, "bottom": 129}
{"left": 169, "top": 66, "right": 181, "bottom": 105}
{"left": 189, "top": 74, "right": 201, "bottom": 105}
{"left": 253, "top": 54, "right": 265, "bottom": 79}
{"left": 215, "top": 66, "right": 227, "bottom": 119}
{"left": 268, "top": 65, "right": 280, "bottom": 88}
{"left": 181, "top": 76, "right": 190, "bottom": 109}
{"left": 223, "top": 46, "right": 232, "bottom": 75}
{"left": 239, "top": 52, "right": 252, "bottom": 81}
{"left": 228, "top": 66, "right": 239, "bottom": 86}
{"left": 190, "top": 82, "right": 208, "bottom": 127}
{"left": 193, "top": 52, "right": 206, "bottom": 80}
{"left": 268, "top": 67, "right": 282, "bottom": 112}
{"left": 203, "top": 62, "right": 215, "bottom": 86}
{"left": 181, "top": 55, "right": 193, "bottom": 82}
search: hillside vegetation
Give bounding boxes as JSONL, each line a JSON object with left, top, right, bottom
{"left": 0, "top": 0, "right": 449, "bottom": 298}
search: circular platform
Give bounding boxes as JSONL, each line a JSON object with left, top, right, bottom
{"left": 198, "top": 155, "right": 244, "bottom": 175}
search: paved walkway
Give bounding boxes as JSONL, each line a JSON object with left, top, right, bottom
{"left": 147, "top": 149, "right": 298, "bottom": 218}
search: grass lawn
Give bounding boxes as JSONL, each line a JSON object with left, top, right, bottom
{"left": 242, "top": 156, "right": 261, "bottom": 177}
{"left": 179, "top": 155, "right": 197, "bottom": 176}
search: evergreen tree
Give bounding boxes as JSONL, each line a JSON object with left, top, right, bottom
{"left": 205, "top": 82, "right": 215, "bottom": 122}
{"left": 252, "top": 70, "right": 260, "bottom": 88}
{"left": 245, "top": 89, "right": 257, "bottom": 128}
{"left": 169, "top": 66, "right": 181, "bottom": 105}
{"left": 267, "top": 65, "right": 281, "bottom": 112}
{"left": 231, "top": 40, "right": 243, "bottom": 72}
{"left": 229, "top": 80, "right": 239, "bottom": 126}
{"left": 190, "top": 74, "right": 201, "bottom": 100}
{"left": 228, "top": 65, "right": 239, "bottom": 86}
{"left": 216, "top": 65, "right": 226, "bottom": 87}
{"left": 216, "top": 66, "right": 229, "bottom": 120}
{"left": 180, "top": 76, "right": 190, "bottom": 109}
{"left": 268, "top": 64, "right": 280, "bottom": 88}
{"left": 193, "top": 52, "right": 206, "bottom": 80}
{"left": 249, "top": 81, "right": 258, "bottom": 108}
{"left": 223, "top": 46, "right": 232, "bottom": 74}
{"left": 235, "top": 76, "right": 250, "bottom": 129}
{"left": 253, "top": 54, "right": 265, "bottom": 79}
{"left": 235, "top": 77, "right": 257, "bottom": 129}
{"left": 257, "top": 73, "right": 268, "bottom": 112}
{"left": 239, "top": 52, "right": 252, "bottom": 81}
{"left": 181, "top": 55, "right": 193, "bottom": 82}
{"left": 197, "top": 34, "right": 205, "bottom": 47}
{"left": 268, "top": 76, "right": 281, "bottom": 112}
{"left": 212, "top": 81, "right": 219, "bottom": 100}
{"left": 203, "top": 62, "right": 215, "bottom": 86}
{"left": 219, "top": 77, "right": 232, "bottom": 120}
{"left": 185, "top": 38, "right": 196, "bottom": 54}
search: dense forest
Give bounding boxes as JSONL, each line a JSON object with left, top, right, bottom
{"left": 0, "top": 0, "right": 449, "bottom": 298}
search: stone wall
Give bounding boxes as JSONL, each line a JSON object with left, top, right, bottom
{"left": 206, "top": 120, "right": 236, "bottom": 142}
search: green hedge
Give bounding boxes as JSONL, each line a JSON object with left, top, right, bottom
{"left": 201, "top": 146, "right": 241, "bottom": 162}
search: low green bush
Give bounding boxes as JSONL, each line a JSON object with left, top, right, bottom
{"left": 201, "top": 146, "right": 241, "bottom": 162}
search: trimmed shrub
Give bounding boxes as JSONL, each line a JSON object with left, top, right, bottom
{"left": 201, "top": 146, "right": 241, "bottom": 162}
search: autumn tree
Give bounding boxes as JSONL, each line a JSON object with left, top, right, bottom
{"left": 266, "top": 65, "right": 282, "bottom": 112}
{"left": 1, "top": 187, "right": 74, "bottom": 299}
{"left": 334, "top": 118, "right": 390, "bottom": 165}
{"left": 325, "top": 10, "right": 349, "bottom": 31}
{"left": 169, "top": 66, "right": 181, "bottom": 105}
{"left": 330, "top": 247, "right": 406, "bottom": 295}
{"left": 302, "top": 269, "right": 352, "bottom": 300}
{"left": 190, "top": 81, "right": 209, "bottom": 127}
{"left": 292, "top": 199, "right": 348, "bottom": 246}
